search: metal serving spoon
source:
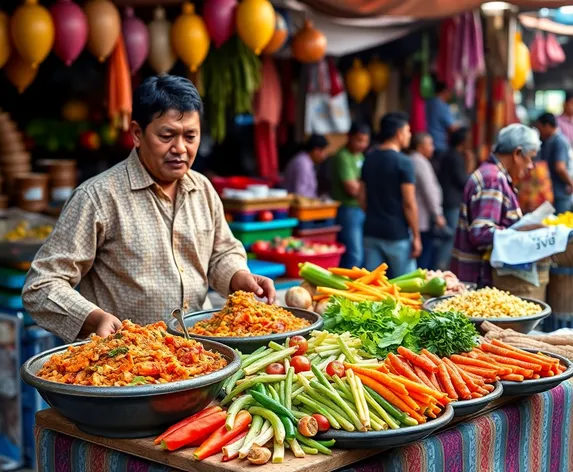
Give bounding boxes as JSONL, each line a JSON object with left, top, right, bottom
{"left": 171, "top": 308, "right": 190, "bottom": 340}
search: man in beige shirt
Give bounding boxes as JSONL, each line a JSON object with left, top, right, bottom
{"left": 22, "top": 75, "right": 275, "bottom": 343}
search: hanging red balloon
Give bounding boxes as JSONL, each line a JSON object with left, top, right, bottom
{"left": 203, "top": 0, "right": 237, "bottom": 49}
{"left": 50, "top": 0, "right": 88, "bottom": 66}
{"left": 122, "top": 7, "right": 149, "bottom": 75}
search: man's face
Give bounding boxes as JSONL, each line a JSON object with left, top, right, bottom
{"left": 132, "top": 109, "right": 201, "bottom": 184}
{"left": 419, "top": 136, "right": 435, "bottom": 159}
{"left": 511, "top": 148, "right": 536, "bottom": 180}
{"left": 310, "top": 147, "right": 327, "bottom": 163}
{"left": 398, "top": 124, "right": 412, "bottom": 150}
{"left": 564, "top": 98, "right": 573, "bottom": 116}
{"left": 535, "top": 122, "right": 553, "bottom": 141}
{"left": 348, "top": 132, "right": 370, "bottom": 154}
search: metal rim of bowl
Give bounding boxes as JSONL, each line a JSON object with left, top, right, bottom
{"left": 451, "top": 381, "right": 503, "bottom": 409}
{"left": 20, "top": 338, "right": 241, "bottom": 398}
{"left": 169, "top": 307, "right": 323, "bottom": 344}
{"left": 422, "top": 295, "right": 552, "bottom": 323}
{"left": 500, "top": 349, "right": 573, "bottom": 387}
{"left": 317, "top": 403, "right": 454, "bottom": 440}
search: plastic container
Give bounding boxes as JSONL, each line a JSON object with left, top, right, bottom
{"left": 290, "top": 201, "right": 340, "bottom": 221}
{"left": 297, "top": 218, "right": 337, "bottom": 230}
{"left": 247, "top": 259, "right": 286, "bottom": 279}
{"left": 273, "top": 209, "right": 289, "bottom": 220}
{"left": 211, "top": 176, "right": 274, "bottom": 195}
{"left": 251, "top": 241, "right": 346, "bottom": 277}
{"left": 294, "top": 225, "right": 342, "bottom": 243}
{"left": 231, "top": 211, "right": 257, "bottom": 222}
{"left": 229, "top": 218, "right": 298, "bottom": 248}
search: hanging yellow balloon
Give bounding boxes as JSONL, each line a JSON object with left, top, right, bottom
{"left": 236, "top": 0, "right": 275, "bottom": 55}
{"left": 5, "top": 54, "right": 38, "bottom": 93}
{"left": 171, "top": 2, "right": 210, "bottom": 72}
{"left": 10, "top": 0, "right": 54, "bottom": 68}
{"left": 0, "top": 12, "right": 10, "bottom": 69}
{"left": 368, "top": 58, "right": 390, "bottom": 93}
{"left": 346, "top": 59, "right": 371, "bottom": 103}
{"left": 511, "top": 33, "right": 531, "bottom": 91}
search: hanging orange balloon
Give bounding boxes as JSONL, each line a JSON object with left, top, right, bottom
{"left": 236, "top": 0, "right": 275, "bottom": 55}
{"left": 84, "top": 0, "right": 121, "bottom": 62}
{"left": 368, "top": 58, "right": 390, "bottom": 93}
{"left": 0, "top": 12, "right": 10, "bottom": 69}
{"left": 10, "top": 0, "right": 54, "bottom": 68}
{"left": 291, "top": 20, "right": 327, "bottom": 64}
{"left": 262, "top": 11, "right": 287, "bottom": 55}
{"left": 346, "top": 59, "right": 371, "bottom": 103}
{"left": 171, "top": 3, "right": 210, "bottom": 72}
{"left": 511, "top": 33, "right": 531, "bottom": 91}
{"left": 5, "top": 54, "right": 38, "bottom": 93}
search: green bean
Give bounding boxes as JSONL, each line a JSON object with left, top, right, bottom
{"left": 288, "top": 438, "right": 306, "bottom": 458}
{"left": 252, "top": 421, "right": 274, "bottom": 448}
{"left": 285, "top": 367, "right": 294, "bottom": 410}
{"left": 347, "top": 370, "right": 369, "bottom": 430}
{"left": 300, "top": 445, "right": 318, "bottom": 455}
{"left": 363, "top": 388, "right": 401, "bottom": 429}
{"left": 238, "top": 415, "right": 264, "bottom": 458}
{"left": 225, "top": 394, "right": 255, "bottom": 430}
{"left": 279, "top": 380, "right": 286, "bottom": 406}
{"left": 309, "top": 380, "right": 362, "bottom": 431}
{"left": 268, "top": 341, "right": 284, "bottom": 351}
{"left": 291, "top": 410, "right": 307, "bottom": 420}
{"left": 295, "top": 432, "right": 333, "bottom": 455}
{"left": 311, "top": 365, "right": 335, "bottom": 391}
{"left": 244, "top": 347, "right": 298, "bottom": 375}
{"left": 317, "top": 354, "right": 338, "bottom": 371}
{"left": 273, "top": 437, "right": 285, "bottom": 463}
{"left": 307, "top": 388, "right": 354, "bottom": 425}
{"left": 337, "top": 337, "right": 357, "bottom": 363}
{"left": 295, "top": 394, "right": 343, "bottom": 430}
{"left": 267, "top": 384, "right": 280, "bottom": 403}
{"left": 363, "top": 386, "right": 416, "bottom": 426}
{"left": 242, "top": 347, "right": 270, "bottom": 367}
{"left": 316, "top": 439, "right": 336, "bottom": 447}
{"left": 248, "top": 406, "right": 286, "bottom": 444}
{"left": 221, "top": 374, "right": 287, "bottom": 405}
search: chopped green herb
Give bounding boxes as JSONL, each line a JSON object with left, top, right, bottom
{"left": 129, "top": 376, "right": 148, "bottom": 385}
{"left": 107, "top": 347, "right": 129, "bottom": 357}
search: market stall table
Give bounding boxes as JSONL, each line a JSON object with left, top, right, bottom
{"left": 34, "top": 378, "right": 573, "bottom": 472}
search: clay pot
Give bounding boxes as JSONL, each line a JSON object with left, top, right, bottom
{"left": 14, "top": 173, "right": 49, "bottom": 212}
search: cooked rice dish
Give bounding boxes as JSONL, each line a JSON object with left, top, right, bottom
{"left": 36, "top": 320, "right": 227, "bottom": 386}
{"left": 189, "top": 291, "right": 310, "bottom": 337}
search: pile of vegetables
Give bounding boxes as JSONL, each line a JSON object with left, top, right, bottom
{"left": 251, "top": 238, "right": 339, "bottom": 256}
{"left": 322, "top": 297, "right": 479, "bottom": 359}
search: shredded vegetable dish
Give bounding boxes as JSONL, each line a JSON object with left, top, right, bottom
{"left": 36, "top": 320, "right": 227, "bottom": 386}
{"left": 189, "top": 291, "right": 310, "bottom": 337}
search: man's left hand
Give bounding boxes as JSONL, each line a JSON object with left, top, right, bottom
{"left": 230, "top": 270, "right": 276, "bottom": 304}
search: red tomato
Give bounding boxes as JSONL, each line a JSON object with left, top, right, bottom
{"left": 325, "top": 361, "right": 345, "bottom": 378}
{"left": 251, "top": 241, "right": 270, "bottom": 252}
{"left": 289, "top": 336, "right": 308, "bottom": 356}
{"left": 290, "top": 355, "right": 311, "bottom": 373}
{"left": 311, "top": 414, "right": 330, "bottom": 432}
{"left": 265, "top": 363, "right": 286, "bottom": 375}
{"left": 258, "top": 210, "right": 274, "bottom": 222}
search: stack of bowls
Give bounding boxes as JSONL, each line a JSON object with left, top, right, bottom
{"left": 0, "top": 111, "right": 32, "bottom": 202}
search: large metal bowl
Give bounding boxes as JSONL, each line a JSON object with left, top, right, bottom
{"left": 20, "top": 339, "right": 241, "bottom": 438}
{"left": 167, "top": 307, "right": 323, "bottom": 354}
{"left": 423, "top": 295, "right": 551, "bottom": 334}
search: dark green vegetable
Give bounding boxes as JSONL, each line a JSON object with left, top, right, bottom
{"left": 280, "top": 416, "right": 296, "bottom": 440}
{"left": 421, "top": 277, "right": 447, "bottom": 297}
{"left": 299, "top": 262, "right": 349, "bottom": 290}
{"left": 251, "top": 383, "right": 266, "bottom": 394}
{"left": 250, "top": 390, "right": 297, "bottom": 423}
{"left": 107, "top": 347, "right": 129, "bottom": 357}
{"left": 388, "top": 269, "right": 427, "bottom": 283}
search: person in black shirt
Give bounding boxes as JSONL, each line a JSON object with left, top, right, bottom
{"left": 435, "top": 127, "right": 470, "bottom": 270}
{"left": 359, "top": 112, "right": 420, "bottom": 278}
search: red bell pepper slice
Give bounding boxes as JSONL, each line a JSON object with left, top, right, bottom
{"left": 193, "top": 410, "right": 252, "bottom": 461}
{"left": 154, "top": 405, "right": 222, "bottom": 445}
{"left": 160, "top": 411, "right": 227, "bottom": 452}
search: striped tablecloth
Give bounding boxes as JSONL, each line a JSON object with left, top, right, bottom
{"left": 35, "top": 379, "right": 573, "bottom": 472}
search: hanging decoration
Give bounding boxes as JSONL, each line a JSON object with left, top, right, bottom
{"left": 107, "top": 33, "right": 132, "bottom": 130}
{"left": 10, "top": 0, "right": 54, "bottom": 68}
{"left": 203, "top": 0, "right": 237, "bottom": 49}
{"left": 529, "top": 31, "right": 547, "bottom": 73}
{"left": 368, "top": 57, "right": 390, "bottom": 93}
{"left": 50, "top": 0, "right": 88, "bottom": 66}
{"left": 147, "top": 7, "right": 176, "bottom": 75}
{"left": 236, "top": 0, "right": 275, "bottom": 55}
{"left": 84, "top": 0, "right": 121, "bottom": 62}
{"left": 262, "top": 11, "right": 288, "bottom": 55}
{"left": 0, "top": 12, "right": 10, "bottom": 69}
{"left": 201, "top": 36, "right": 261, "bottom": 142}
{"left": 5, "top": 53, "right": 38, "bottom": 92}
{"left": 123, "top": 7, "right": 149, "bottom": 75}
{"left": 345, "top": 59, "right": 371, "bottom": 103}
{"left": 171, "top": 3, "right": 210, "bottom": 72}
{"left": 511, "top": 32, "right": 530, "bottom": 91}
{"left": 291, "top": 20, "right": 327, "bottom": 64}
{"left": 545, "top": 33, "right": 565, "bottom": 67}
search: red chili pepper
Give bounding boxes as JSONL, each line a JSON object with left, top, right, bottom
{"left": 193, "top": 411, "right": 252, "bottom": 461}
{"left": 154, "top": 405, "right": 222, "bottom": 445}
{"left": 160, "top": 411, "right": 227, "bottom": 451}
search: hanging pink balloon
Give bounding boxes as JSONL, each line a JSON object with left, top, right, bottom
{"left": 203, "top": 0, "right": 237, "bottom": 48}
{"left": 50, "top": 0, "right": 88, "bottom": 66}
{"left": 122, "top": 7, "right": 149, "bottom": 75}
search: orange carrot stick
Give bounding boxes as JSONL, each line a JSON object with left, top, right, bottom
{"left": 387, "top": 353, "right": 423, "bottom": 383}
{"left": 443, "top": 361, "right": 472, "bottom": 400}
{"left": 413, "top": 365, "right": 436, "bottom": 389}
{"left": 421, "top": 349, "right": 443, "bottom": 366}
{"left": 437, "top": 364, "right": 458, "bottom": 400}
{"left": 483, "top": 352, "right": 543, "bottom": 372}
{"left": 480, "top": 343, "right": 554, "bottom": 370}
{"left": 398, "top": 347, "right": 438, "bottom": 373}
{"left": 501, "top": 374, "right": 525, "bottom": 382}
{"left": 442, "top": 358, "right": 480, "bottom": 393}
{"left": 455, "top": 364, "right": 498, "bottom": 379}
{"left": 344, "top": 364, "right": 408, "bottom": 395}
{"left": 387, "top": 373, "right": 448, "bottom": 399}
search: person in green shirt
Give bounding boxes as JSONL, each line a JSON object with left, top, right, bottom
{"left": 331, "top": 122, "right": 371, "bottom": 268}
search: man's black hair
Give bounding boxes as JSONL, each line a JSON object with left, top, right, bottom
{"left": 434, "top": 80, "right": 448, "bottom": 95}
{"left": 449, "top": 127, "right": 469, "bottom": 148}
{"left": 410, "top": 132, "right": 431, "bottom": 151}
{"left": 537, "top": 112, "right": 557, "bottom": 128}
{"left": 132, "top": 75, "right": 204, "bottom": 131}
{"left": 304, "top": 134, "right": 328, "bottom": 151}
{"left": 349, "top": 121, "right": 371, "bottom": 136}
{"left": 379, "top": 112, "right": 409, "bottom": 143}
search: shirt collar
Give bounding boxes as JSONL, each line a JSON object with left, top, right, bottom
{"left": 126, "top": 148, "right": 197, "bottom": 193}
{"left": 488, "top": 154, "right": 518, "bottom": 194}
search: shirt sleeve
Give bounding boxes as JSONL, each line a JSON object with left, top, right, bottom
{"left": 439, "top": 101, "right": 455, "bottom": 129}
{"left": 554, "top": 138, "right": 570, "bottom": 166}
{"left": 418, "top": 160, "right": 443, "bottom": 218}
{"left": 399, "top": 156, "right": 416, "bottom": 184}
{"left": 206, "top": 185, "right": 249, "bottom": 296}
{"left": 335, "top": 152, "right": 355, "bottom": 182}
{"left": 22, "top": 189, "right": 105, "bottom": 343}
{"left": 467, "top": 177, "right": 505, "bottom": 251}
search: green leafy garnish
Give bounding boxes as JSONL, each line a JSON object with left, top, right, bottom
{"left": 107, "top": 347, "right": 129, "bottom": 357}
{"left": 129, "top": 376, "right": 148, "bottom": 385}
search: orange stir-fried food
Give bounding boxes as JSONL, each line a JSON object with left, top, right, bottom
{"left": 36, "top": 320, "right": 227, "bottom": 386}
{"left": 189, "top": 291, "right": 310, "bottom": 337}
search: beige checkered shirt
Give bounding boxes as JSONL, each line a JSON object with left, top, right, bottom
{"left": 22, "top": 149, "right": 248, "bottom": 343}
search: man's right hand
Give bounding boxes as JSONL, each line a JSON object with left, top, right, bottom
{"left": 411, "top": 236, "right": 422, "bottom": 259}
{"left": 79, "top": 309, "right": 122, "bottom": 339}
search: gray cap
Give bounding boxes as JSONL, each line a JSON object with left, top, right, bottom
{"left": 493, "top": 124, "right": 541, "bottom": 154}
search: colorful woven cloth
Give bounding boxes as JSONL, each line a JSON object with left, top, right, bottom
{"left": 35, "top": 380, "right": 573, "bottom": 472}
